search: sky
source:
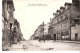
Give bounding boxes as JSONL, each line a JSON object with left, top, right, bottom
{"left": 13, "top": 0, "right": 72, "bottom": 40}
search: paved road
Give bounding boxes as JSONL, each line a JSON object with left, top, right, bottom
{"left": 8, "top": 40, "right": 80, "bottom": 51}
{"left": 9, "top": 41, "right": 44, "bottom": 51}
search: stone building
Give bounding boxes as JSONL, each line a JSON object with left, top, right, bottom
{"left": 31, "top": 0, "right": 80, "bottom": 41}
{"left": 2, "top": 0, "right": 23, "bottom": 50}
{"left": 31, "top": 21, "right": 53, "bottom": 40}
{"left": 31, "top": 22, "right": 44, "bottom": 40}
{"left": 48, "top": 18, "right": 54, "bottom": 40}
{"left": 51, "top": 0, "right": 80, "bottom": 41}
{"left": 31, "top": 29, "right": 39, "bottom": 40}
{"left": 44, "top": 22, "right": 50, "bottom": 35}
{"left": 13, "top": 19, "right": 23, "bottom": 43}
{"left": 2, "top": 0, "right": 15, "bottom": 50}
{"left": 44, "top": 22, "right": 53, "bottom": 40}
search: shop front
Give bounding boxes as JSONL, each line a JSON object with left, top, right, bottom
{"left": 61, "top": 31, "right": 70, "bottom": 40}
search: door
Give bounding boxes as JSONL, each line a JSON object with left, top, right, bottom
{"left": 75, "top": 33, "right": 78, "bottom": 41}
{"left": 54, "top": 34, "right": 56, "bottom": 40}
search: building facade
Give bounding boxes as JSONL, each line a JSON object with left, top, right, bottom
{"left": 31, "top": 0, "right": 80, "bottom": 41}
{"left": 44, "top": 22, "right": 50, "bottom": 35}
{"left": 31, "top": 22, "right": 53, "bottom": 40}
{"left": 44, "top": 22, "right": 53, "bottom": 40}
{"left": 31, "top": 22, "right": 44, "bottom": 40}
{"left": 2, "top": 0, "right": 15, "bottom": 50}
{"left": 51, "top": 0, "right": 80, "bottom": 41}
{"left": 2, "top": 0, "right": 23, "bottom": 51}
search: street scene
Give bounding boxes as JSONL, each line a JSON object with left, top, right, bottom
{"left": 2, "top": 0, "right": 80, "bottom": 51}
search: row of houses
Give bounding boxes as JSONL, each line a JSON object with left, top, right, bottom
{"left": 31, "top": 22, "right": 44, "bottom": 40}
{"left": 31, "top": 0, "right": 80, "bottom": 41}
{"left": 2, "top": 0, "right": 23, "bottom": 51}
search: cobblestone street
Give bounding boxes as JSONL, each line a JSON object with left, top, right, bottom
{"left": 8, "top": 40, "right": 80, "bottom": 51}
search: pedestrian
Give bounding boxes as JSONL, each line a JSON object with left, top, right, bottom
{"left": 23, "top": 45, "right": 27, "bottom": 50}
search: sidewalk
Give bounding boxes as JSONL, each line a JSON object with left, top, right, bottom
{"left": 54, "top": 40, "right": 80, "bottom": 44}
{"left": 30, "top": 40, "right": 80, "bottom": 44}
{"left": 2, "top": 43, "right": 11, "bottom": 51}
{"left": 29, "top": 40, "right": 80, "bottom": 50}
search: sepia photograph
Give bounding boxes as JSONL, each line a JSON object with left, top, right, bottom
{"left": 2, "top": 0, "right": 80, "bottom": 51}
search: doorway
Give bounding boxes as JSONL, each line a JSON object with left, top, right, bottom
{"left": 54, "top": 34, "right": 56, "bottom": 40}
{"left": 75, "top": 33, "right": 78, "bottom": 41}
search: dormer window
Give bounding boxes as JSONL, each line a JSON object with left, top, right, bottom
{"left": 7, "top": 0, "right": 15, "bottom": 11}
{"left": 7, "top": 1, "right": 13, "bottom": 11}
{"left": 60, "top": 7, "right": 65, "bottom": 12}
{"left": 53, "top": 13, "right": 58, "bottom": 17}
{"left": 65, "top": 3, "right": 72, "bottom": 9}
{"left": 74, "top": 15, "right": 80, "bottom": 24}
{"left": 77, "top": 15, "right": 80, "bottom": 18}
{"left": 56, "top": 10, "right": 61, "bottom": 15}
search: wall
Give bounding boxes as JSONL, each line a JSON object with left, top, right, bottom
{"left": 44, "top": 23, "right": 50, "bottom": 35}
{"left": 71, "top": 24, "right": 80, "bottom": 41}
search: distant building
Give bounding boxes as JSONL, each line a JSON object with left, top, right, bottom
{"left": 51, "top": 0, "right": 80, "bottom": 41}
{"left": 44, "top": 22, "right": 50, "bottom": 35}
{"left": 31, "top": 21, "right": 53, "bottom": 40}
{"left": 31, "top": 22, "right": 44, "bottom": 40}
{"left": 31, "top": 29, "right": 39, "bottom": 40}
{"left": 48, "top": 18, "right": 54, "bottom": 40}
{"left": 44, "top": 22, "right": 53, "bottom": 40}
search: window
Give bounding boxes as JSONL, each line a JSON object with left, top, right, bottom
{"left": 63, "top": 15, "right": 66, "bottom": 20}
{"left": 10, "top": 23, "right": 12, "bottom": 29}
{"left": 61, "top": 16, "right": 63, "bottom": 20}
{"left": 55, "top": 25, "right": 58, "bottom": 31}
{"left": 2, "top": 37, "right": 5, "bottom": 41}
{"left": 66, "top": 22, "right": 69, "bottom": 29}
{"left": 62, "top": 23, "right": 65, "bottom": 30}
{"left": 9, "top": 12, "right": 13, "bottom": 18}
{"left": 58, "top": 17, "right": 61, "bottom": 22}
{"left": 2, "top": 2, "right": 5, "bottom": 16}
{"left": 77, "top": 15, "right": 80, "bottom": 18}
{"left": 7, "top": 1, "right": 12, "bottom": 12}
{"left": 65, "top": 15, "right": 68, "bottom": 20}
{"left": 55, "top": 18, "right": 57, "bottom": 23}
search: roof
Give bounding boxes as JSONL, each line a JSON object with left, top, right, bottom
{"left": 53, "top": 13, "right": 57, "bottom": 15}
{"left": 65, "top": 2, "right": 72, "bottom": 6}
{"left": 7, "top": 0, "right": 15, "bottom": 11}
{"left": 56, "top": 10, "right": 61, "bottom": 12}
{"left": 60, "top": 6, "right": 65, "bottom": 9}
